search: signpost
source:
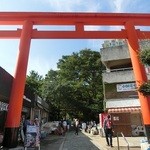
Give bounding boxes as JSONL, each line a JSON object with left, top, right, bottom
{"left": 24, "top": 125, "right": 40, "bottom": 150}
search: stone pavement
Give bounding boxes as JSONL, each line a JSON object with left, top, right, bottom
{"left": 82, "top": 131, "right": 141, "bottom": 150}
{"left": 1, "top": 130, "right": 146, "bottom": 150}
{"left": 40, "top": 130, "right": 143, "bottom": 150}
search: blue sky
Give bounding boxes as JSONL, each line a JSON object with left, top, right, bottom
{"left": 0, "top": 0, "right": 150, "bottom": 77}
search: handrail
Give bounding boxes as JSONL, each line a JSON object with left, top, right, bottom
{"left": 121, "top": 132, "right": 130, "bottom": 150}
{"left": 117, "top": 132, "right": 130, "bottom": 150}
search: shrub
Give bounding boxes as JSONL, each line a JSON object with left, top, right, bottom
{"left": 138, "top": 82, "right": 150, "bottom": 96}
{"left": 138, "top": 48, "right": 150, "bottom": 96}
{"left": 139, "top": 48, "right": 150, "bottom": 66}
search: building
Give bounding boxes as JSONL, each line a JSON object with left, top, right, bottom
{"left": 100, "top": 39, "right": 150, "bottom": 136}
{"left": 0, "top": 67, "right": 49, "bottom": 145}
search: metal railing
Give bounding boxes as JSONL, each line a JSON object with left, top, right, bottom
{"left": 117, "top": 132, "right": 130, "bottom": 150}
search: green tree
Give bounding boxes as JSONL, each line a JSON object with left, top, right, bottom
{"left": 29, "top": 49, "right": 104, "bottom": 121}
{"left": 57, "top": 49, "right": 104, "bottom": 121}
{"left": 26, "top": 70, "right": 43, "bottom": 97}
{"left": 138, "top": 48, "right": 150, "bottom": 96}
{"left": 41, "top": 70, "right": 61, "bottom": 120}
{"left": 42, "top": 69, "right": 82, "bottom": 120}
{"left": 139, "top": 48, "right": 150, "bottom": 66}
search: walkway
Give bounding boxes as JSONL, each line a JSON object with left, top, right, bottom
{"left": 40, "top": 130, "right": 142, "bottom": 150}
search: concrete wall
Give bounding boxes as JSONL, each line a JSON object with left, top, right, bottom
{"left": 103, "top": 69, "right": 150, "bottom": 83}
{"left": 100, "top": 44, "right": 130, "bottom": 62}
{"left": 103, "top": 69, "right": 135, "bottom": 83}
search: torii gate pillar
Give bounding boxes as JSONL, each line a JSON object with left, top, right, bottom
{"left": 0, "top": 12, "right": 150, "bottom": 148}
{"left": 3, "top": 21, "right": 33, "bottom": 148}
{"left": 125, "top": 22, "right": 150, "bottom": 142}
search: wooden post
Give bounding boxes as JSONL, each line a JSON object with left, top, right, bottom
{"left": 125, "top": 21, "right": 150, "bottom": 143}
{"left": 3, "top": 20, "right": 33, "bottom": 148}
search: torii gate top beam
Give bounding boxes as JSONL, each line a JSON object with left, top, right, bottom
{"left": 1, "top": 12, "right": 150, "bottom": 146}
{"left": 0, "top": 12, "right": 150, "bottom": 39}
{"left": 0, "top": 12, "right": 150, "bottom": 26}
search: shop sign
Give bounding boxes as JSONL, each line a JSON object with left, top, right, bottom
{"left": 117, "top": 83, "right": 136, "bottom": 92}
{"left": 113, "top": 116, "right": 119, "bottom": 121}
{"left": 0, "top": 101, "right": 8, "bottom": 111}
{"left": 0, "top": 101, "right": 29, "bottom": 113}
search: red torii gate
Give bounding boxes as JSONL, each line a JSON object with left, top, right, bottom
{"left": 0, "top": 12, "right": 150, "bottom": 147}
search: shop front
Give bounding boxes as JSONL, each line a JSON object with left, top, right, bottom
{"left": 0, "top": 67, "right": 13, "bottom": 145}
{"left": 30, "top": 95, "right": 49, "bottom": 124}
{"left": 0, "top": 67, "right": 49, "bottom": 146}
{"left": 0, "top": 67, "right": 36, "bottom": 145}
{"left": 109, "top": 108, "right": 145, "bottom": 137}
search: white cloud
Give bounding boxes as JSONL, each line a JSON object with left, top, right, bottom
{"left": 1, "top": 0, "right": 150, "bottom": 77}
{"left": 113, "top": 0, "right": 123, "bottom": 12}
{"left": 28, "top": 55, "right": 58, "bottom": 76}
{"left": 44, "top": 0, "right": 100, "bottom": 12}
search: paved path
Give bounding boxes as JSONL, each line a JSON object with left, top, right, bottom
{"left": 40, "top": 130, "right": 143, "bottom": 150}
{"left": 61, "top": 131, "right": 100, "bottom": 150}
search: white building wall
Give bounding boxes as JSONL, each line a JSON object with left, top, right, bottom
{"left": 106, "top": 98, "right": 140, "bottom": 108}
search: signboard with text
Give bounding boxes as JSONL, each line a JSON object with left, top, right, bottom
{"left": 24, "top": 125, "right": 40, "bottom": 148}
{"left": 117, "top": 83, "right": 136, "bottom": 92}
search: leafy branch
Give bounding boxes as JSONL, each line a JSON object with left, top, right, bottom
{"left": 138, "top": 45, "right": 150, "bottom": 96}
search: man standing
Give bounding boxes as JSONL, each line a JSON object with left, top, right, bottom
{"left": 103, "top": 114, "right": 113, "bottom": 147}
{"left": 74, "top": 119, "right": 79, "bottom": 135}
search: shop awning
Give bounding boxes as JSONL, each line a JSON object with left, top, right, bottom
{"left": 108, "top": 107, "right": 141, "bottom": 113}
{"left": 37, "top": 103, "right": 43, "bottom": 109}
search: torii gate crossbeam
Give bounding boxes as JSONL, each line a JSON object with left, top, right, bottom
{"left": 0, "top": 12, "right": 150, "bottom": 148}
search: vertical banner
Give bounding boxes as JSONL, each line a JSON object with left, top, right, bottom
{"left": 99, "top": 113, "right": 107, "bottom": 128}
{"left": 24, "top": 125, "right": 40, "bottom": 148}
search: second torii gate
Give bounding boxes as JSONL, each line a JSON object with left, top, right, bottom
{"left": 0, "top": 12, "right": 150, "bottom": 147}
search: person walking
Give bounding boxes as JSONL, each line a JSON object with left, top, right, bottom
{"left": 74, "top": 119, "right": 79, "bottom": 135}
{"left": 103, "top": 114, "right": 113, "bottom": 147}
{"left": 63, "top": 120, "right": 67, "bottom": 132}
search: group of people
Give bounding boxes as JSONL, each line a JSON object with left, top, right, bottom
{"left": 19, "top": 115, "right": 40, "bottom": 145}
{"left": 52, "top": 118, "right": 80, "bottom": 136}
{"left": 53, "top": 119, "right": 71, "bottom": 136}
{"left": 20, "top": 115, "right": 113, "bottom": 147}
{"left": 22, "top": 116, "right": 40, "bottom": 135}
{"left": 73, "top": 115, "right": 113, "bottom": 147}
{"left": 74, "top": 119, "right": 98, "bottom": 135}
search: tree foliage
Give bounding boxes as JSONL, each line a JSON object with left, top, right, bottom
{"left": 138, "top": 48, "right": 150, "bottom": 96}
{"left": 26, "top": 49, "right": 104, "bottom": 121}
{"left": 26, "top": 70, "right": 43, "bottom": 97}
{"left": 139, "top": 48, "right": 150, "bottom": 66}
{"left": 138, "top": 82, "right": 150, "bottom": 96}
{"left": 56, "top": 49, "right": 104, "bottom": 121}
